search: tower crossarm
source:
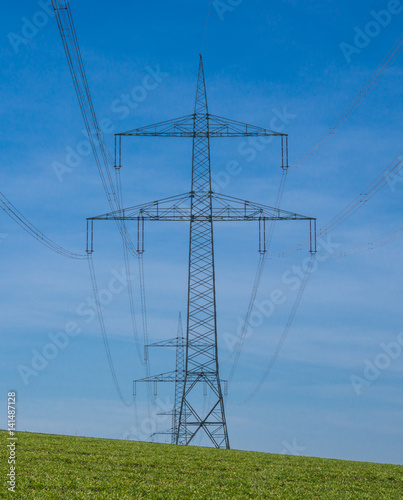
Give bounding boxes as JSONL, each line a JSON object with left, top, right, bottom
{"left": 117, "top": 114, "right": 285, "bottom": 138}
{"left": 207, "top": 114, "right": 284, "bottom": 137}
{"left": 88, "top": 192, "right": 192, "bottom": 221}
{"left": 147, "top": 338, "right": 186, "bottom": 348}
{"left": 133, "top": 371, "right": 227, "bottom": 396}
{"left": 119, "top": 114, "right": 195, "bottom": 137}
{"left": 211, "top": 193, "right": 315, "bottom": 221}
{"left": 133, "top": 371, "right": 227, "bottom": 385}
{"left": 88, "top": 192, "right": 314, "bottom": 222}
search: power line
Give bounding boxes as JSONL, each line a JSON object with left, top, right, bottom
{"left": 0, "top": 192, "right": 86, "bottom": 260}
{"left": 269, "top": 151, "right": 403, "bottom": 260}
{"left": 201, "top": 0, "right": 213, "bottom": 53}
{"left": 212, "top": 26, "right": 403, "bottom": 392}
{"left": 51, "top": 1, "right": 152, "bottom": 411}
{"left": 87, "top": 254, "right": 134, "bottom": 407}
{"left": 233, "top": 154, "right": 403, "bottom": 396}
{"left": 241, "top": 254, "right": 316, "bottom": 403}
{"left": 228, "top": 151, "right": 403, "bottom": 390}
{"left": 293, "top": 31, "right": 403, "bottom": 168}
{"left": 327, "top": 227, "right": 403, "bottom": 259}
{"left": 223, "top": 257, "right": 316, "bottom": 404}
{"left": 115, "top": 165, "right": 144, "bottom": 364}
{"left": 227, "top": 166, "right": 290, "bottom": 385}
{"left": 51, "top": 0, "right": 138, "bottom": 256}
{"left": 239, "top": 226, "right": 403, "bottom": 402}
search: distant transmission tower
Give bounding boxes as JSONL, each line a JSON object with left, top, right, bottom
{"left": 87, "top": 55, "right": 316, "bottom": 449}
{"left": 139, "top": 313, "right": 189, "bottom": 445}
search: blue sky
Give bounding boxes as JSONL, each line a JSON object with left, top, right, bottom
{"left": 1, "top": 0, "right": 403, "bottom": 465}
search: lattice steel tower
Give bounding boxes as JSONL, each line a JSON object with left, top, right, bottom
{"left": 88, "top": 55, "right": 316, "bottom": 449}
{"left": 138, "top": 313, "right": 188, "bottom": 445}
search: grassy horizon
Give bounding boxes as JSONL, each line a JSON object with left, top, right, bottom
{"left": 1, "top": 430, "right": 402, "bottom": 499}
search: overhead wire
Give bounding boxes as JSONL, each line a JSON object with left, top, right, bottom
{"left": 230, "top": 150, "right": 403, "bottom": 398}
{"left": 0, "top": 192, "right": 86, "bottom": 260}
{"left": 51, "top": 1, "right": 153, "bottom": 412}
{"left": 229, "top": 150, "right": 403, "bottom": 397}
{"left": 234, "top": 152, "right": 403, "bottom": 400}
{"left": 87, "top": 253, "right": 134, "bottom": 407}
{"left": 241, "top": 254, "right": 316, "bottom": 403}
{"left": 51, "top": 0, "right": 137, "bottom": 256}
{"left": 226, "top": 25, "right": 403, "bottom": 384}
{"left": 227, "top": 166, "right": 289, "bottom": 385}
{"left": 0, "top": 1, "right": 132, "bottom": 261}
{"left": 52, "top": 1, "right": 115, "bottom": 200}
{"left": 267, "top": 31, "right": 403, "bottom": 257}
{"left": 326, "top": 227, "right": 403, "bottom": 259}
{"left": 241, "top": 211, "right": 403, "bottom": 403}
{"left": 113, "top": 105, "right": 152, "bottom": 417}
{"left": 293, "top": 30, "right": 403, "bottom": 168}
{"left": 227, "top": 25, "right": 403, "bottom": 385}
{"left": 201, "top": 0, "right": 213, "bottom": 53}
{"left": 320, "top": 153, "right": 403, "bottom": 236}
{"left": 138, "top": 251, "right": 153, "bottom": 406}
{"left": 114, "top": 165, "right": 145, "bottom": 365}
{"left": 269, "top": 151, "right": 403, "bottom": 259}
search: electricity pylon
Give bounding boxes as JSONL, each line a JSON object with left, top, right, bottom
{"left": 87, "top": 55, "right": 316, "bottom": 449}
{"left": 138, "top": 313, "right": 189, "bottom": 445}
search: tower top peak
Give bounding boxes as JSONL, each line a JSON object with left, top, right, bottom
{"left": 194, "top": 54, "right": 208, "bottom": 115}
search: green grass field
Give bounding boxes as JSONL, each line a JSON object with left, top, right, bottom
{"left": 1, "top": 430, "right": 402, "bottom": 499}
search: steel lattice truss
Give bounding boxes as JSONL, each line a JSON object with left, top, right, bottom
{"left": 89, "top": 192, "right": 314, "bottom": 222}
{"left": 88, "top": 55, "right": 316, "bottom": 449}
{"left": 118, "top": 113, "right": 283, "bottom": 138}
{"left": 140, "top": 314, "right": 190, "bottom": 445}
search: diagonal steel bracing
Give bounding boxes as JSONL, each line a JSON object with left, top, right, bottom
{"left": 88, "top": 55, "right": 316, "bottom": 449}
